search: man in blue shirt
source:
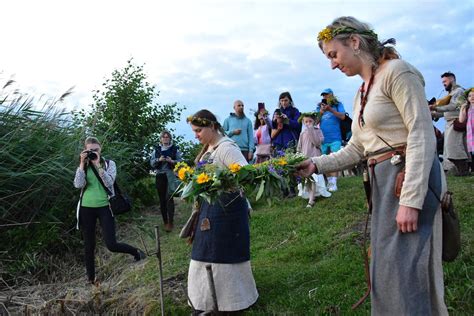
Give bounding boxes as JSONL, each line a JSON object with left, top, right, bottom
{"left": 223, "top": 100, "right": 255, "bottom": 162}
{"left": 315, "top": 88, "right": 346, "bottom": 192}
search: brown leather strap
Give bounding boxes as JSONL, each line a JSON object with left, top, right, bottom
{"left": 368, "top": 145, "right": 406, "bottom": 167}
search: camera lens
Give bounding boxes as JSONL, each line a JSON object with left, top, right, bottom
{"left": 87, "top": 151, "right": 98, "bottom": 160}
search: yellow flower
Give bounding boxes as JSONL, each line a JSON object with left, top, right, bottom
{"left": 178, "top": 168, "right": 187, "bottom": 180}
{"left": 174, "top": 162, "right": 189, "bottom": 172}
{"left": 317, "top": 27, "right": 333, "bottom": 42}
{"left": 178, "top": 166, "right": 193, "bottom": 181}
{"left": 229, "top": 163, "right": 242, "bottom": 173}
{"left": 277, "top": 158, "right": 288, "bottom": 166}
{"left": 196, "top": 172, "right": 211, "bottom": 184}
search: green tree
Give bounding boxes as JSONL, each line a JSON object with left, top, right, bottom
{"left": 75, "top": 59, "right": 185, "bottom": 178}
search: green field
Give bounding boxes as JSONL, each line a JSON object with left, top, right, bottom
{"left": 105, "top": 174, "right": 473, "bottom": 315}
{"left": 3, "top": 175, "right": 472, "bottom": 315}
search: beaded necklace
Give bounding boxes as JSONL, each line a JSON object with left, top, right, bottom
{"left": 358, "top": 71, "right": 375, "bottom": 128}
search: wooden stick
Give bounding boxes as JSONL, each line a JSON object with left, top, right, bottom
{"left": 155, "top": 226, "right": 165, "bottom": 316}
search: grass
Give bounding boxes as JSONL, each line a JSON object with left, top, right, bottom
{"left": 4, "top": 174, "right": 470, "bottom": 314}
{"left": 105, "top": 174, "right": 473, "bottom": 315}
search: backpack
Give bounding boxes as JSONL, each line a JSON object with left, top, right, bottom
{"left": 340, "top": 113, "right": 352, "bottom": 143}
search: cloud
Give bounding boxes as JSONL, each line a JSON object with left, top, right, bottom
{"left": 1, "top": 0, "right": 473, "bottom": 141}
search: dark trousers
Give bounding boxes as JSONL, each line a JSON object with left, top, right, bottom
{"left": 80, "top": 206, "right": 138, "bottom": 282}
{"left": 156, "top": 173, "right": 175, "bottom": 224}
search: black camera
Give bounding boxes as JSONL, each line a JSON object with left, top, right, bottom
{"left": 86, "top": 150, "right": 98, "bottom": 161}
{"left": 321, "top": 98, "right": 328, "bottom": 105}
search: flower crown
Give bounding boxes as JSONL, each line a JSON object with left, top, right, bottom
{"left": 298, "top": 112, "right": 321, "bottom": 123}
{"left": 186, "top": 115, "right": 215, "bottom": 127}
{"left": 317, "top": 26, "right": 378, "bottom": 43}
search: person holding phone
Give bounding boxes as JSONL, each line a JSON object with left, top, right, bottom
{"left": 315, "top": 88, "right": 346, "bottom": 192}
{"left": 150, "top": 131, "right": 182, "bottom": 232}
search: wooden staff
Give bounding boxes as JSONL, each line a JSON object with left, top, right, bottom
{"left": 155, "top": 226, "right": 165, "bottom": 316}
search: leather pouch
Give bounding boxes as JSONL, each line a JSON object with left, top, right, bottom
{"left": 394, "top": 168, "right": 405, "bottom": 198}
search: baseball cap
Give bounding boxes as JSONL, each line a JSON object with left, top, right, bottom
{"left": 320, "top": 88, "right": 333, "bottom": 95}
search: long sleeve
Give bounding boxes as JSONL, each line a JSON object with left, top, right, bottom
{"left": 312, "top": 137, "right": 365, "bottom": 173}
{"left": 101, "top": 160, "right": 116, "bottom": 188}
{"left": 288, "top": 108, "right": 301, "bottom": 130}
{"left": 223, "top": 118, "right": 233, "bottom": 137}
{"left": 247, "top": 119, "right": 255, "bottom": 152}
{"left": 73, "top": 168, "right": 86, "bottom": 189}
{"left": 175, "top": 150, "right": 183, "bottom": 162}
{"left": 150, "top": 149, "right": 158, "bottom": 168}
{"left": 307, "top": 127, "right": 323, "bottom": 148}
{"left": 388, "top": 70, "right": 436, "bottom": 209}
{"left": 434, "top": 87, "right": 464, "bottom": 120}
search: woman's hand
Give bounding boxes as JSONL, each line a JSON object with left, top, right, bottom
{"left": 91, "top": 152, "right": 101, "bottom": 167}
{"left": 396, "top": 205, "right": 419, "bottom": 233}
{"left": 79, "top": 151, "right": 88, "bottom": 169}
{"left": 295, "top": 159, "right": 317, "bottom": 178}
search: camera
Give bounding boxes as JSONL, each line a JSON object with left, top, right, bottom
{"left": 321, "top": 98, "right": 328, "bottom": 105}
{"left": 86, "top": 150, "right": 98, "bottom": 161}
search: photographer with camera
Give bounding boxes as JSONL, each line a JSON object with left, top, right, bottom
{"left": 74, "top": 137, "right": 145, "bottom": 286}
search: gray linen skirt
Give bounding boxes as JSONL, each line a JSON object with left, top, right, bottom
{"left": 370, "top": 157, "right": 448, "bottom": 315}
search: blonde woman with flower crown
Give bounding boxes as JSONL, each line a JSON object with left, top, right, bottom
{"left": 297, "top": 17, "right": 447, "bottom": 315}
{"left": 186, "top": 109, "right": 258, "bottom": 314}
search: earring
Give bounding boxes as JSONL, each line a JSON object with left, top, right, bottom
{"left": 353, "top": 48, "right": 361, "bottom": 56}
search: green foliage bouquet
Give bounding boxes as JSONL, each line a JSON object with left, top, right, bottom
{"left": 173, "top": 152, "right": 307, "bottom": 205}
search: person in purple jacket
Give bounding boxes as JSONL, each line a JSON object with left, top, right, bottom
{"left": 272, "top": 91, "right": 301, "bottom": 197}
{"left": 271, "top": 91, "right": 302, "bottom": 151}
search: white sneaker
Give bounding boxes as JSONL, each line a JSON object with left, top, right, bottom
{"left": 319, "top": 188, "right": 332, "bottom": 197}
{"left": 327, "top": 183, "right": 338, "bottom": 192}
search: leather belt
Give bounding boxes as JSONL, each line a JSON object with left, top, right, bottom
{"left": 368, "top": 145, "right": 406, "bottom": 167}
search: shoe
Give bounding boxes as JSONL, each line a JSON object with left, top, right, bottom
{"left": 327, "top": 183, "right": 338, "bottom": 192}
{"left": 318, "top": 188, "right": 332, "bottom": 198}
{"left": 306, "top": 201, "right": 315, "bottom": 208}
{"left": 135, "top": 249, "right": 147, "bottom": 262}
{"left": 164, "top": 223, "right": 173, "bottom": 232}
{"left": 88, "top": 277, "right": 100, "bottom": 287}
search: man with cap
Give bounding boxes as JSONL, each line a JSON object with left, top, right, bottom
{"left": 315, "top": 88, "right": 347, "bottom": 192}
{"left": 223, "top": 100, "right": 255, "bottom": 162}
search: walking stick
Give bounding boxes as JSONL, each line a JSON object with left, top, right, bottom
{"left": 352, "top": 163, "right": 372, "bottom": 310}
{"left": 155, "top": 225, "right": 165, "bottom": 316}
{"left": 205, "top": 264, "right": 219, "bottom": 314}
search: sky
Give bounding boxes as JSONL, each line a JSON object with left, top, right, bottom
{"left": 1, "top": 0, "right": 473, "bottom": 141}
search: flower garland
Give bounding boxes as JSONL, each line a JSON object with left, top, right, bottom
{"left": 173, "top": 152, "right": 307, "bottom": 205}
{"left": 317, "top": 26, "right": 378, "bottom": 43}
{"left": 186, "top": 115, "right": 215, "bottom": 126}
{"left": 298, "top": 112, "right": 321, "bottom": 124}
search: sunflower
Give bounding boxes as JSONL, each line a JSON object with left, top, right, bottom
{"left": 229, "top": 163, "right": 242, "bottom": 173}
{"left": 196, "top": 172, "right": 211, "bottom": 184}
{"left": 178, "top": 167, "right": 193, "bottom": 181}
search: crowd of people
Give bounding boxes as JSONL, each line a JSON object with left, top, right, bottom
{"left": 73, "top": 15, "right": 473, "bottom": 315}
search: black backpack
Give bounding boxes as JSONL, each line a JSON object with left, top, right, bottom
{"left": 340, "top": 113, "right": 352, "bottom": 143}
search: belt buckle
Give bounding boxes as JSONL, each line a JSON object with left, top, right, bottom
{"left": 390, "top": 154, "right": 402, "bottom": 165}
